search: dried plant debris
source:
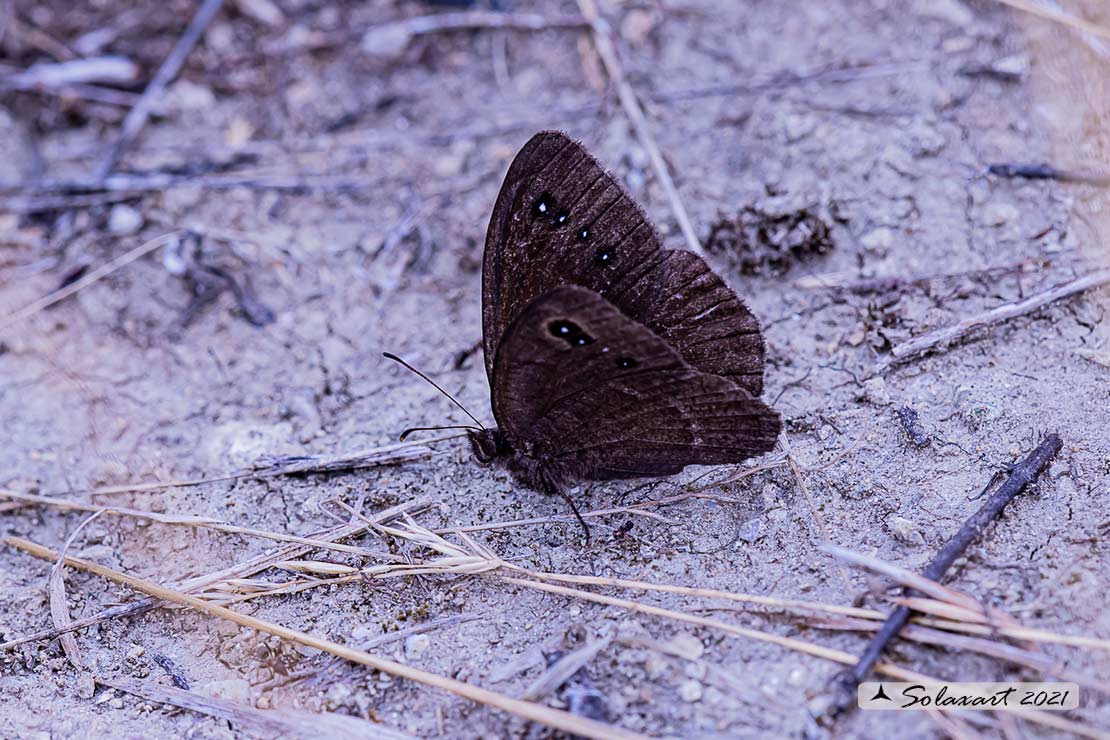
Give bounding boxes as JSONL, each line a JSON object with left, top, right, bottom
{"left": 705, "top": 200, "right": 843, "bottom": 276}
{"left": 163, "top": 231, "right": 275, "bottom": 332}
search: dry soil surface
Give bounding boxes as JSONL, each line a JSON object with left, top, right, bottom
{"left": 1, "top": 1, "right": 1108, "bottom": 738}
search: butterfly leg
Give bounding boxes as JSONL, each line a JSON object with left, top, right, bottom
{"left": 541, "top": 476, "right": 592, "bottom": 547}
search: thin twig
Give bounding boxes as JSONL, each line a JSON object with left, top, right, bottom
{"left": 0, "top": 232, "right": 179, "bottom": 332}
{"left": 278, "top": 614, "right": 483, "bottom": 688}
{"left": 0, "top": 56, "right": 139, "bottom": 91}
{"left": 365, "top": 10, "right": 586, "bottom": 39}
{"left": 91, "top": 0, "right": 226, "bottom": 183}
{"left": 520, "top": 633, "right": 612, "bottom": 701}
{"left": 824, "top": 433, "right": 1063, "bottom": 717}
{"left": 97, "top": 675, "right": 416, "bottom": 740}
{"left": 0, "top": 434, "right": 456, "bottom": 506}
{"left": 989, "top": 162, "right": 1110, "bottom": 186}
{"left": 877, "top": 269, "right": 1110, "bottom": 371}
{"left": 575, "top": 0, "right": 704, "bottom": 256}
{"left": 6, "top": 537, "right": 644, "bottom": 740}
{"left": 778, "top": 432, "right": 854, "bottom": 594}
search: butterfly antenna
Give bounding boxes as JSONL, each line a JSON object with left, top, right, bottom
{"left": 398, "top": 424, "right": 479, "bottom": 442}
{"left": 383, "top": 352, "right": 486, "bottom": 430}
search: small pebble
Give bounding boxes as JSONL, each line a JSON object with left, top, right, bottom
{"left": 737, "top": 517, "right": 763, "bottom": 544}
{"left": 913, "top": 0, "right": 973, "bottom": 25}
{"left": 107, "top": 204, "right": 143, "bottom": 236}
{"left": 78, "top": 672, "right": 95, "bottom": 700}
{"left": 196, "top": 678, "right": 252, "bottom": 705}
{"left": 678, "top": 679, "right": 703, "bottom": 703}
{"left": 666, "top": 633, "right": 704, "bottom": 661}
{"left": 992, "top": 53, "right": 1031, "bottom": 78}
{"left": 404, "top": 634, "right": 430, "bottom": 660}
{"left": 864, "top": 376, "right": 892, "bottom": 406}
{"left": 860, "top": 227, "right": 895, "bottom": 253}
{"left": 360, "top": 23, "right": 413, "bottom": 58}
{"left": 888, "top": 515, "right": 925, "bottom": 546}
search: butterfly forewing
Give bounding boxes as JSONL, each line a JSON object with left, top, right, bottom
{"left": 491, "top": 286, "right": 781, "bottom": 481}
{"left": 482, "top": 131, "right": 767, "bottom": 394}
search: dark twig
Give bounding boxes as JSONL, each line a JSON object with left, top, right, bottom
{"left": 876, "top": 268, "right": 1110, "bottom": 372}
{"left": 989, "top": 163, "right": 1110, "bottom": 186}
{"left": 91, "top": 0, "right": 225, "bottom": 183}
{"left": 823, "top": 433, "right": 1063, "bottom": 718}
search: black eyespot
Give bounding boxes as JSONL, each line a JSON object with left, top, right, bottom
{"left": 616, "top": 357, "right": 639, "bottom": 369}
{"left": 547, "top": 320, "right": 594, "bottom": 347}
{"left": 534, "top": 193, "right": 552, "bottom": 217}
{"left": 555, "top": 211, "right": 569, "bottom": 225}
{"left": 594, "top": 248, "right": 612, "bottom": 265}
{"left": 578, "top": 227, "right": 590, "bottom": 240}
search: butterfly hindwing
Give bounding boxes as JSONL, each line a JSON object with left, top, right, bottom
{"left": 482, "top": 131, "right": 767, "bottom": 395}
{"left": 491, "top": 286, "right": 781, "bottom": 481}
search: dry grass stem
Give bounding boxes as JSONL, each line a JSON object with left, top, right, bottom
{"left": 0, "top": 489, "right": 409, "bottom": 562}
{"left": 779, "top": 432, "right": 854, "bottom": 593}
{"left": 814, "top": 616, "right": 1110, "bottom": 693}
{"left": 993, "top": 0, "right": 1110, "bottom": 41}
{"left": 0, "top": 497, "right": 427, "bottom": 651}
{"left": 822, "top": 544, "right": 1009, "bottom": 617}
{"left": 0, "top": 231, "right": 180, "bottom": 331}
{"left": 890, "top": 596, "right": 1110, "bottom": 649}
{"left": 97, "top": 674, "right": 416, "bottom": 739}
{"left": 47, "top": 511, "right": 101, "bottom": 670}
{"left": 520, "top": 633, "right": 612, "bottom": 701}
{"left": 7, "top": 537, "right": 647, "bottom": 740}
{"left": 575, "top": 0, "right": 704, "bottom": 256}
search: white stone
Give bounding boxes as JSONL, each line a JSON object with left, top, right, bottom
{"left": 197, "top": 678, "right": 252, "bottom": 705}
{"left": 914, "top": 0, "right": 973, "bottom": 26}
{"left": 404, "top": 634, "right": 430, "bottom": 660}
{"left": 860, "top": 227, "right": 895, "bottom": 253}
{"left": 864, "top": 376, "right": 892, "bottom": 406}
{"left": 107, "top": 204, "right": 142, "bottom": 235}
{"left": 666, "top": 633, "right": 704, "bottom": 661}
{"left": 888, "top": 515, "right": 925, "bottom": 546}
{"left": 678, "top": 679, "right": 703, "bottom": 703}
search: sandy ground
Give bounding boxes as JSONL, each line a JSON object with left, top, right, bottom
{"left": 1, "top": 0, "right": 1108, "bottom": 737}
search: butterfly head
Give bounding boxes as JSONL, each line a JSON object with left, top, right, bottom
{"left": 467, "top": 427, "right": 513, "bottom": 464}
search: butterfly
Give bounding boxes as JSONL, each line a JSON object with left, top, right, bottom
{"left": 391, "top": 131, "right": 780, "bottom": 531}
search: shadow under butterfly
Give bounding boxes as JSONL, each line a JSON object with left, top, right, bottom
{"left": 389, "top": 131, "right": 781, "bottom": 539}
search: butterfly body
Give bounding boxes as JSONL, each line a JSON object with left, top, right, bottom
{"left": 470, "top": 131, "right": 781, "bottom": 502}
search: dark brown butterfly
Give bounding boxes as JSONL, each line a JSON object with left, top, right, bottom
{"left": 463, "top": 131, "right": 781, "bottom": 520}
